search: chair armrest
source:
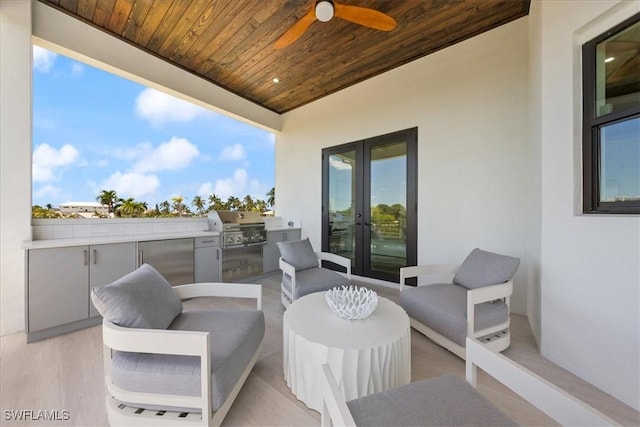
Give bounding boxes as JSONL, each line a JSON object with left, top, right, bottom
{"left": 173, "top": 283, "right": 262, "bottom": 310}
{"left": 467, "top": 281, "right": 513, "bottom": 305}
{"left": 399, "top": 264, "right": 459, "bottom": 292}
{"left": 466, "top": 281, "right": 513, "bottom": 338}
{"left": 279, "top": 257, "right": 299, "bottom": 299}
{"left": 320, "top": 364, "right": 357, "bottom": 427}
{"left": 102, "top": 320, "right": 212, "bottom": 416}
{"left": 316, "top": 252, "right": 352, "bottom": 277}
{"left": 465, "top": 338, "right": 620, "bottom": 426}
{"left": 103, "top": 320, "right": 209, "bottom": 356}
{"left": 279, "top": 257, "right": 296, "bottom": 277}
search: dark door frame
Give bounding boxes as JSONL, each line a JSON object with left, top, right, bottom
{"left": 321, "top": 127, "right": 418, "bottom": 282}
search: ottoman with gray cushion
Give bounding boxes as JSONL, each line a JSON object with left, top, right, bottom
{"left": 399, "top": 248, "right": 519, "bottom": 359}
{"left": 346, "top": 374, "right": 516, "bottom": 427}
{"left": 277, "top": 238, "right": 351, "bottom": 307}
{"left": 92, "top": 263, "right": 265, "bottom": 426}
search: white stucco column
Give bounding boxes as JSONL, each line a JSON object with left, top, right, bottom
{"left": 1, "top": 0, "right": 33, "bottom": 335}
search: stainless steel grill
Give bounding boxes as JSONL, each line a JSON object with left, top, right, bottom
{"left": 211, "top": 211, "right": 266, "bottom": 282}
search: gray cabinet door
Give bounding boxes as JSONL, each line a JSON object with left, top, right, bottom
{"left": 263, "top": 229, "right": 302, "bottom": 273}
{"left": 89, "top": 242, "right": 137, "bottom": 318}
{"left": 28, "top": 246, "right": 88, "bottom": 332}
{"left": 195, "top": 246, "right": 221, "bottom": 283}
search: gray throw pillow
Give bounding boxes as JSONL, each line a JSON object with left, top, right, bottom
{"left": 276, "top": 238, "right": 319, "bottom": 271}
{"left": 91, "top": 263, "right": 183, "bottom": 329}
{"left": 453, "top": 248, "right": 520, "bottom": 290}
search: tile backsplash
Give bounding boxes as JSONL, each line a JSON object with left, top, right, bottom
{"left": 31, "top": 218, "right": 209, "bottom": 241}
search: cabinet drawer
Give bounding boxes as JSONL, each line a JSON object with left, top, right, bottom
{"left": 195, "top": 235, "right": 220, "bottom": 248}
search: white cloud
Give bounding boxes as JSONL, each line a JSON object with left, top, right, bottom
{"left": 133, "top": 137, "right": 199, "bottom": 173}
{"left": 198, "top": 182, "right": 214, "bottom": 197}
{"left": 71, "top": 63, "right": 84, "bottom": 77}
{"left": 34, "top": 184, "right": 61, "bottom": 199}
{"left": 220, "top": 144, "right": 246, "bottom": 161}
{"left": 135, "top": 88, "right": 207, "bottom": 125}
{"left": 101, "top": 171, "right": 160, "bottom": 199}
{"left": 329, "top": 156, "right": 353, "bottom": 171}
{"left": 32, "top": 143, "right": 81, "bottom": 182}
{"left": 198, "top": 169, "right": 270, "bottom": 201}
{"left": 33, "top": 46, "right": 58, "bottom": 73}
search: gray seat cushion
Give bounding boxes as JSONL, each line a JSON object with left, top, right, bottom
{"left": 110, "top": 309, "right": 264, "bottom": 412}
{"left": 399, "top": 283, "right": 508, "bottom": 346}
{"left": 347, "top": 374, "right": 517, "bottom": 427}
{"left": 91, "top": 263, "right": 183, "bottom": 329}
{"left": 277, "top": 238, "right": 319, "bottom": 271}
{"left": 453, "top": 248, "right": 520, "bottom": 290}
{"left": 282, "top": 267, "right": 350, "bottom": 299}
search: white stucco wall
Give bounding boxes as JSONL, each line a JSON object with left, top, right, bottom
{"left": 0, "top": 0, "right": 33, "bottom": 336}
{"left": 532, "top": 0, "right": 639, "bottom": 411}
{"left": 277, "top": 18, "right": 531, "bottom": 315}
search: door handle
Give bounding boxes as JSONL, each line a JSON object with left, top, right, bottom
{"left": 93, "top": 249, "right": 97, "bottom": 264}
{"left": 83, "top": 249, "right": 88, "bottom": 266}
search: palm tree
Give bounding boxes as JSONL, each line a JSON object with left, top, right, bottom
{"left": 255, "top": 199, "right": 268, "bottom": 214}
{"left": 243, "top": 195, "right": 255, "bottom": 211}
{"left": 227, "top": 196, "right": 241, "bottom": 211}
{"left": 267, "top": 187, "right": 275, "bottom": 208}
{"left": 207, "top": 194, "right": 224, "bottom": 212}
{"left": 117, "top": 198, "right": 134, "bottom": 217}
{"left": 159, "top": 200, "right": 171, "bottom": 215}
{"left": 172, "top": 196, "right": 186, "bottom": 216}
{"left": 192, "top": 195, "right": 206, "bottom": 216}
{"left": 96, "top": 189, "right": 118, "bottom": 214}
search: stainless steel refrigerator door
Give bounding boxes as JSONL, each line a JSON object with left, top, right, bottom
{"left": 138, "top": 238, "right": 194, "bottom": 285}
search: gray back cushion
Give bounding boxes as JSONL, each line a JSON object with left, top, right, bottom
{"left": 453, "top": 248, "right": 520, "bottom": 290}
{"left": 91, "top": 263, "right": 183, "bottom": 329}
{"left": 277, "top": 238, "right": 318, "bottom": 271}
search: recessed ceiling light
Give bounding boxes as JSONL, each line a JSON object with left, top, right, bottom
{"left": 604, "top": 57, "right": 615, "bottom": 63}
{"left": 273, "top": 78, "right": 280, "bottom": 83}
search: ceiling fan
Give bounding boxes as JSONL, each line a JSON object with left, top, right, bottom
{"left": 274, "top": 0, "right": 397, "bottom": 49}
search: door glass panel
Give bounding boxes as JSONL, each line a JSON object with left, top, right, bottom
{"left": 328, "top": 151, "right": 356, "bottom": 266}
{"left": 369, "top": 142, "right": 407, "bottom": 275}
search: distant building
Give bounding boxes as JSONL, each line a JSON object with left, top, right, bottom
{"left": 59, "top": 202, "right": 108, "bottom": 217}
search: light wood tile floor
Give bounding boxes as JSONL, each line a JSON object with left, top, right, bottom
{"left": 1, "top": 273, "right": 638, "bottom": 426}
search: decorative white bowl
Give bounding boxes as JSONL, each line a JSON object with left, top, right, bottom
{"left": 325, "top": 286, "right": 378, "bottom": 320}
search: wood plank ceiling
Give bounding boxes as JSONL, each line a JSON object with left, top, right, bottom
{"left": 39, "top": 0, "right": 530, "bottom": 114}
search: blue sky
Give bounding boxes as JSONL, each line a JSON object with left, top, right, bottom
{"left": 32, "top": 46, "right": 275, "bottom": 208}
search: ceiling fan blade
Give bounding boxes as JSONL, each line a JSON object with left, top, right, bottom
{"left": 274, "top": 6, "right": 317, "bottom": 49}
{"left": 334, "top": 3, "right": 397, "bottom": 31}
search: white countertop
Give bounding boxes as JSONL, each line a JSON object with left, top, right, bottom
{"left": 23, "top": 225, "right": 302, "bottom": 249}
{"left": 23, "top": 230, "right": 220, "bottom": 249}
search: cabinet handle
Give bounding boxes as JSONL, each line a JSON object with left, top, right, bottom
{"left": 83, "top": 249, "right": 88, "bottom": 266}
{"left": 93, "top": 249, "right": 97, "bottom": 264}
{"left": 216, "top": 249, "right": 220, "bottom": 260}
{"left": 139, "top": 250, "right": 144, "bottom": 265}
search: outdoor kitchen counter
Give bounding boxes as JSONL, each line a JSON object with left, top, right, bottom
{"left": 23, "top": 230, "right": 220, "bottom": 249}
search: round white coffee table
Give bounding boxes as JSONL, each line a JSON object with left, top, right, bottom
{"left": 283, "top": 291, "right": 411, "bottom": 412}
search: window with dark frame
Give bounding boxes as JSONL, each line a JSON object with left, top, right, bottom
{"left": 582, "top": 13, "right": 640, "bottom": 214}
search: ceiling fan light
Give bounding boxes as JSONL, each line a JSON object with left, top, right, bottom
{"left": 315, "top": 1, "right": 334, "bottom": 22}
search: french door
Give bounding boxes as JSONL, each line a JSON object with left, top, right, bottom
{"left": 322, "top": 128, "right": 417, "bottom": 283}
